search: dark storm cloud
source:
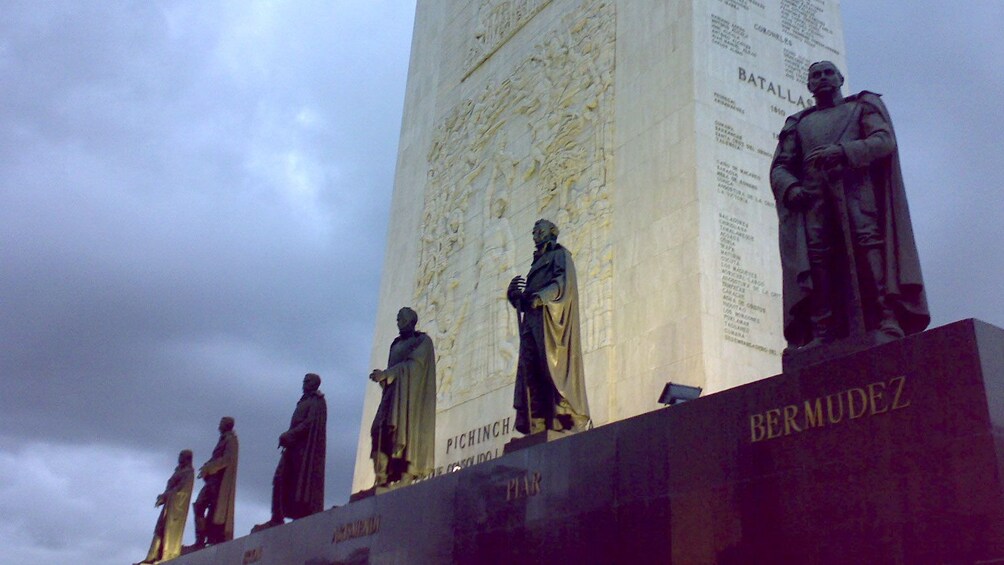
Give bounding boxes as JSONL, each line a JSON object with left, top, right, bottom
{"left": 0, "top": 1, "right": 413, "bottom": 561}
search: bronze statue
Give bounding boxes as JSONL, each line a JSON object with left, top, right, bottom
{"left": 189, "top": 416, "right": 238, "bottom": 549}
{"left": 770, "top": 61, "right": 929, "bottom": 351}
{"left": 370, "top": 307, "right": 436, "bottom": 488}
{"left": 507, "top": 219, "right": 590, "bottom": 435}
{"left": 137, "top": 449, "right": 194, "bottom": 564}
{"left": 253, "top": 373, "right": 327, "bottom": 531}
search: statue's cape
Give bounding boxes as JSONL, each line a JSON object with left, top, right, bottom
{"left": 771, "top": 91, "right": 929, "bottom": 345}
{"left": 379, "top": 332, "right": 437, "bottom": 475}
{"left": 281, "top": 391, "right": 327, "bottom": 517}
{"left": 514, "top": 243, "right": 590, "bottom": 432}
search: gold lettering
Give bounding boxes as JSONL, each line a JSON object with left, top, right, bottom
{"left": 867, "top": 382, "right": 889, "bottom": 415}
{"left": 890, "top": 376, "right": 911, "bottom": 409}
{"left": 826, "top": 392, "right": 845, "bottom": 424}
{"left": 783, "top": 404, "right": 802, "bottom": 435}
{"left": 848, "top": 388, "right": 868, "bottom": 419}
{"left": 804, "top": 398, "right": 824, "bottom": 429}
{"left": 530, "top": 471, "right": 542, "bottom": 495}
{"left": 766, "top": 409, "right": 782, "bottom": 439}
{"left": 750, "top": 413, "right": 766, "bottom": 442}
{"left": 506, "top": 478, "right": 517, "bottom": 501}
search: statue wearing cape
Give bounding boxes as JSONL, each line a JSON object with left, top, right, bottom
{"left": 371, "top": 315, "right": 436, "bottom": 486}
{"left": 274, "top": 384, "right": 326, "bottom": 520}
{"left": 771, "top": 88, "right": 929, "bottom": 348}
{"left": 140, "top": 452, "right": 194, "bottom": 563}
{"left": 508, "top": 226, "right": 590, "bottom": 436}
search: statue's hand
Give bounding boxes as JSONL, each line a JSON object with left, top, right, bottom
{"left": 785, "top": 185, "right": 816, "bottom": 209}
{"left": 508, "top": 276, "right": 525, "bottom": 295}
{"left": 507, "top": 276, "right": 526, "bottom": 307}
{"left": 805, "top": 144, "right": 845, "bottom": 169}
{"left": 370, "top": 369, "right": 384, "bottom": 383}
{"left": 279, "top": 431, "right": 291, "bottom": 448}
{"left": 155, "top": 495, "right": 165, "bottom": 507}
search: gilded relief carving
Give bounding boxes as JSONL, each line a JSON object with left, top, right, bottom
{"left": 417, "top": 0, "right": 615, "bottom": 409}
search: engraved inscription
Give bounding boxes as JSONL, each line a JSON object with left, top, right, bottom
{"left": 711, "top": 14, "right": 756, "bottom": 57}
{"left": 332, "top": 516, "right": 381, "bottom": 544}
{"left": 750, "top": 376, "right": 911, "bottom": 442}
{"left": 505, "top": 471, "right": 542, "bottom": 502}
{"left": 719, "top": 212, "right": 776, "bottom": 355}
{"left": 780, "top": 0, "right": 839, "bottom": 56}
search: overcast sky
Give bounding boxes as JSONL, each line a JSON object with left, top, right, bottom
{"left": 1, "top": 2, "right": 1001, "bottom": 564}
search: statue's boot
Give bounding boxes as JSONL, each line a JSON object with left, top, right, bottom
{"left": 530, "top": 417, "right": 546, "bottom": 434}
{"left": 864, "top": 248, "right": 903, "bottom": 339}
{"left": 193, "top": 515, "right": 207, "bottom": 548}
{"left": 805, "top": 260, "right": 836, "bottom": 347}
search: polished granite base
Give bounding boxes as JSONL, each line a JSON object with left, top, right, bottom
{"left": 168, "top": 319, "right": 1004, "bottom": 564}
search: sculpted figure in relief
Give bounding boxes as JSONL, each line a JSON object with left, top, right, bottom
{"left": 507, "top": 219, "right": 590, "bottom": 435}
{"left": 770, "top": 61, "right": 929, "bottom": 352}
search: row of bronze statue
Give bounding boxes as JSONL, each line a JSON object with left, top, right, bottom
{"left": 136, "top": 216, "right": 594, "bottom": 563}
{"left": 136, "top": 60, "right": 930, "bottom": 563}
{"left": 136, "top": 372, "right": 327, "bottom": 564}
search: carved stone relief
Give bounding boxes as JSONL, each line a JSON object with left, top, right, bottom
{"left": 417, "top": 0, "right": 615, "bottom": 409}
{"left": 464, "top": 0, "right": 553, "bottom": 79}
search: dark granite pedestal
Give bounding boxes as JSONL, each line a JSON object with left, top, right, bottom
{"left": 169, "top": 319, "right": 1004, "bottom": 564}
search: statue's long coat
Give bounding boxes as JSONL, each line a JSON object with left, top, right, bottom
{"left": 513, "top": 241, "right": 590, "bottom": 434}
{"left": 770, "top": 91, "right": 929, "bottom": 346}
{"left": 201, "top": 430, "right": 238, "bottom": 540}
{"left": 372, "top": 331, "right": 437, "bottom": 476}
{"left": 144, "top": 461, "right": 194, "bottom": 561}
{"left": 277, "top": 390, "right": 326, "bottom": 518}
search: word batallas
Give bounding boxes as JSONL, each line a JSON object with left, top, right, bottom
{"left": 750, "top": 375, "right": 910, "bottom": 443}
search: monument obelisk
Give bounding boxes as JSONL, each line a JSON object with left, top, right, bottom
{"left": 354, "top": 0, "right": 847, "bottom": 490}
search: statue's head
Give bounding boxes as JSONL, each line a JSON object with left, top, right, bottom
{"left": 219, "top": 416, "right": 235, "bottom": 433}
{"left": 491, "top": 195, "right": 508, "bottom": 218}
{"left": 532, "top": 219, "right": 559, "bottom": 246}
{"left": 397, "top": 307, "right": 418, "bottom": 333}
{"left": 179, "top": 449, "right": 193, "bottom": 466}
{"left": 303, "top": 373, "right": 321, "bottom": 393}
{"left": 807, "top": 61, "right": 844, "bottom": 98}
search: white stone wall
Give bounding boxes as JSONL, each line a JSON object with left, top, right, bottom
{"left": 353, "top": 0, "right": 846, "bottom": 491}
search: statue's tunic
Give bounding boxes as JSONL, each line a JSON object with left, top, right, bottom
{"left": 511, "top": 241, "right": 590, "bottom": 434}
{"left": 200, "top": 430, "right": 238, "bottom": 540}
{"left": 371, "top": 331, "right": 437, "bottom": 477}
{"left": 274, "top": 390, "right": 326, "bottom": 519}
{"left": 143, "top": 462, "right": 194, "bottom": 562}
{"left": 770, "top": 91, "right": 929, "bottom": 346}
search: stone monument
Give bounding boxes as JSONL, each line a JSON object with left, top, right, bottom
{"left": 354, "top": 0, "right": 849, "bottom": 489}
